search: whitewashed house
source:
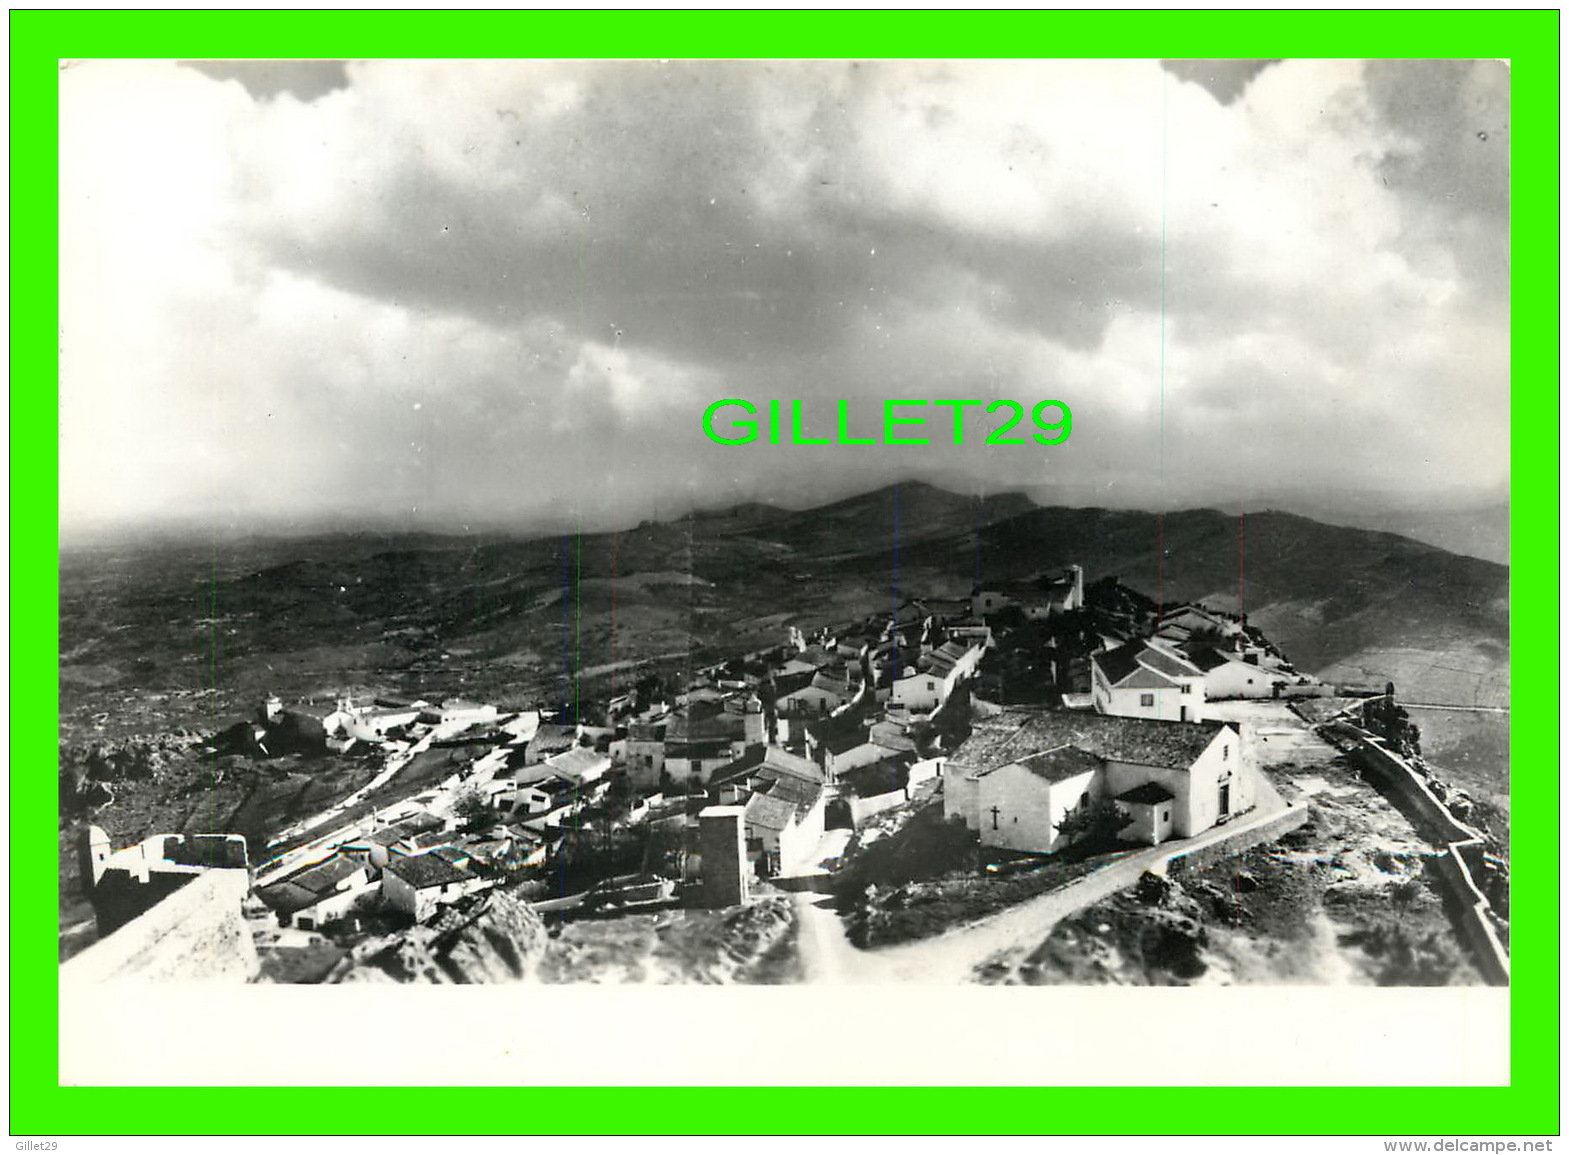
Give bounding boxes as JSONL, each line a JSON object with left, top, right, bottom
{"left": 741, "top": 777, "right": 827, "bottom": 877}
{"left": 419, "top": 699, "right": 499, "bottom": 731}
{"left": 1091, "top": 642, "right": 1207, "bottom": 723}
{"left": 884, "top": 667, "right": 944, "bottom": 712}
{"left": 625, "top": 721, "right": 668, "bottom": 789}
{"left": 943, "top": 710, "right": 1249, "bottom": 854}
{"left": 1191, "top": 649, "right": 1289, "bottom": 700}
{"left": 920, "top": 639, "right": 985, "bottom": 705}
{"left": 543, "top": 744, "right": 612, "bottom": 788}
{"left": 255, "top": 852, "right": 373, "bottom": 931}
{"left": 382, "top": 851, "right": 487, "bottom": 923}
{"left": 277, "top": 700, "right": 355, "bottom": 747}
{"left": 776, "top": 670, "right": 852, "bottom": 717}
{"left": 491, "top": 774, "right": 574, "bottom": 820}
{"left": 662, "top": 709, "right": 750, "bottom": 785}
{"left": 345, "top": 704, "right": 422, "bottom": 742}
{"left": 1157, "top": 604, "right": 1245, "bottom": 642}
{"left": 970, "top": 566, "right": 1083, "bottom": 620}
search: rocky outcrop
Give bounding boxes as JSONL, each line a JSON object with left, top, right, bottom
{"left": 339, "top": 892, "right": 798, "bottom": 985}
{"left": 532, "top": 896, "right": 798, "bottom": 984}
{"left": 440, "top": 892, "right": 551, "bottom": 982}
{"left": 704, "top": 898, "right": 796, "bottom": 982}
{"left": 340, "top": 890, "right": 549, "bottom": 983}
{"left": 60, "top": 730, "right": 215, "bottom": 817}
{"left": 60, "top": 768, "right": 114, "bottom": 814}
{"left": 1130, "top": 869, "right": 1209, "bottom": 979}
{"left": 62, "top": 731, "right": 205, "bottom": 786}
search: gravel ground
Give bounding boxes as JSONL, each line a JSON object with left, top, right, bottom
{"left": 990, "top": 714, "right": 1484, "bottom": 987}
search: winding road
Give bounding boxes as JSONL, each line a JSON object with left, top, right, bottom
{"left": 791, "top": 765, "right": 1295, "bottom": 984}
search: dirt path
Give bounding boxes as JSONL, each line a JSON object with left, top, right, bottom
{"left": 793, "top": 893, "right": 858, "bottom": 983}
{"left": 791, "top": 765, "right": 1293, "bottom": 984}
{"left": 266, "top": 730, "right": 438, "bottom": 852}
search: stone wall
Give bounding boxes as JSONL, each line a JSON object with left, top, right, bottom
{"left": 1433, "top": 848, "right": 1512, "bottom": 987}
{"left": 1335, "top": 726, "right": 1509, "bottom": 986}
{"left": 1280, "top": 683, "right": 1341, "bottom": 699}
{"left": 1163, "top": 805, "right": 1313, "bottom": 877}
{"left": 1342, "top": 728, "right": 1481, "bottom": 846}
{"left": 848, "top": 787, "right": 907, "bottom": 827}
{"left": 61, "top": 870, "right": 257, "bottom": 983}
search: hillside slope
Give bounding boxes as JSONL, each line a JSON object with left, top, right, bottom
{"left": 860, "top": 500, "right": 1508, "bottom": 706}
{"left": 60, "top": 483, "right": 1509, "bottom": 739}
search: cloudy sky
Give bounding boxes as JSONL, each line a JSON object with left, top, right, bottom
{"left": 59, "top": 58, "right": 1509, "bottom": 539}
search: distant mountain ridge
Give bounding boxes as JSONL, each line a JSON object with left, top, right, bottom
{"left": 59, "top": 479, "right": 1510, "bottom": 720}
{"left": 1291, "top": 503, "right": 1509, "bottom": 567}
{"left": 756, "top": 482, "right": 1039, "bottom": 556}
{"left": 740, "top": 487, "right": 1508, "bottom": 687}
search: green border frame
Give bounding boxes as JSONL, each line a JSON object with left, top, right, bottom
{"left": 12, "top": 10, "right": 1559, "bottom": 1137}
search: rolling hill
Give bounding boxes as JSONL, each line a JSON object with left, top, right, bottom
{"left": 60, "top": 481, "right": 1510, "bottom": 743}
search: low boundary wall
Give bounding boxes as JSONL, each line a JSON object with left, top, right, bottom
{"left": 985, "top": 802, "right": 1314, "bottom": 940}
{"left": 1330, "top": 725, "right": 1509, "bottom": 986}
{"left": 1431, "top": 848, "right": 1512, "bottom": 987}
{"left": 849, "top": 788, "right": 907, "bottom": 827}
{"left": 1163, "top": 805, "right": 1313, "bottom": 877}
{"left": 1334, "top": 725, "right": 1482, "bottom": 849}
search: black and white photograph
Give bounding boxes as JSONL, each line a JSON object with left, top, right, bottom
{"left": 58, "top": 58, "right": 1509, "bottom": 1004}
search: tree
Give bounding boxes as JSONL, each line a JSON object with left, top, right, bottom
{"left": 451, "top": 785, "right": 491, "bottom": 831}
{"left": 1185, "top": 624, "right": 1229, "bottom": 657}
{"left": 1054, "top": 794, "right": 1132, "bottom": 850}
{"left": 604, "top": 772, "right": 635, "bottom": 825}
{"left": 928, "top": 677, "right": 973, "bottom": 747}
{"left": 633, "top": 673, "right": 668, "bottom": 715}
{"left": 991, "top": 604, "right": 1027, "bottom": 633}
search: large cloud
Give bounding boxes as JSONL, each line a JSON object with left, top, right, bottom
{"left": 58, "top": 58, "right": 1509, "bottom": 535}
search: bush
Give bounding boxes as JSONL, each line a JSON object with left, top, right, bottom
{"left": 451, "top": 786, "right": 491, "bottom": 831}
{"left": 1054, "top": 795, "right": 1132, "bottom": 850}
{"left": 834, "top": 803, "right": 978, "bottom": 902}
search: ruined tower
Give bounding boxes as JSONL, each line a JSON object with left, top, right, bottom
{"left": 698, "top": 806, "right": 748, "bottom": 908}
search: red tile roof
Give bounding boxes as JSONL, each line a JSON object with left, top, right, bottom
{"left": 1117, "top": 782, "right": 1176, "bottom": 805}
{"left": 665, "top": 711, "right": 747, "bottom": 743}
{"left": 544, "top": 745, "right": 610, "bottom": 783}
{"left": 385, "top": 851, "right": 475, "bottom": 889}
{"left": 952, "top": 709, "right": 1227, "bottom": 774}
{"left": 994, "top": 744, "right": 1104, "bottom": 784}
{"left": 708, "top": 745, "right": 823, "bottom": 790}
{"left": 758, "top": 773, "right": 822, "bottom": 809}
{"left": 1138, "top": 644, "right": 1203, "bottom": 680}
{"left": 1190, "top": 648, "right": 1234, "bottom": 673}
{"left": 257, "top": 853, "right": 363, "bottom": 915}
{"left": 1095, "top": 642, "right": 1201, "bottom": 687}
{"left": 744, "top": 789, "right": 803, "bottom": 833}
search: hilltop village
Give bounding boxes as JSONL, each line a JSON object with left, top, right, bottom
{"left": 62, "top": 566, "right": 1508, "bottom": 986}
